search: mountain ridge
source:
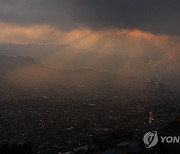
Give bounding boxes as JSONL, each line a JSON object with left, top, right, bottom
{"left": 0, "top": 43, "right": 152, "bottom": 77}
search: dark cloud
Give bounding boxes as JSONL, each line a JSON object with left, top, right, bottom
{"left": 0, "top": 0, "right": 180, "bottom": 35}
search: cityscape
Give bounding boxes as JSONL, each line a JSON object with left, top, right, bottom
{"left": 0, "top": 0, "right": 180, "bottom": 154}
{"left": 0, "top": 63, "right": 179, "bottom": 153}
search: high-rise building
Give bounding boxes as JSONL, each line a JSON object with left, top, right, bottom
{"left": 149, "top": 112, "right": 153, "bottom": 124}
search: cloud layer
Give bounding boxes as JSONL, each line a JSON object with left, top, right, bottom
{"left": 0, "top": 0, "right": 180, "bottom": 35}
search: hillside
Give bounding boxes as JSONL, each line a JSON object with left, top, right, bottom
{"left": 0, "top": 43, "right": 151, "bottom": 76}
{"left": 0, "top": 55, "right": 145, "bottom": 89}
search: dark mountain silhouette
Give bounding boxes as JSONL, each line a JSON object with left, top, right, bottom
{"left": 0, "top": 43, "right": 179, "bottom": 92}
{"left": 0, "top": 55, "right": 42, "bottom": 77}
{"left": 0, "top": 55, "right": 145, "bottom": 89}
{"left": 0, "top": 43, "right": 151, "bottom": 77}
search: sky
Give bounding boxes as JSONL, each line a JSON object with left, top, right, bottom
{"left": 0, "top": 0, "right": 180, "bottom": 59}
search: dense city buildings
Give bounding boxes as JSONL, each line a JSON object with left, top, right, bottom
{"left": 0, "top": 81, "right": 179, "bottom": 153}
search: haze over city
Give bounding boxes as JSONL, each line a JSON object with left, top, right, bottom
{"left": 0, "top": 1, "right": 180, "bottom": 154}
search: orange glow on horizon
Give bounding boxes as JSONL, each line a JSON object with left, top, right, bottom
{"left": 0, "top": 21, "right": 179, "bottom": 60}
{"left": 129, "top": 30, "right": 154, "bottom": 39}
